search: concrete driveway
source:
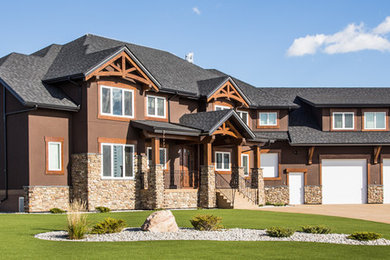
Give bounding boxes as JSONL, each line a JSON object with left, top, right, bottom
{"left": 257, "top": 204, "right": 390, "bottom": 224}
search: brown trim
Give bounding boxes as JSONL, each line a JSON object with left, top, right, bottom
{"left": 45, "top": 137, "right": 64, "bottom": 175}
{"left": 285, "top": 168, "right": 308, "bottom": 186}
{"left": 330, "top": 109, "right": 357, "bottom": 131}
{"left": 257, "top": 110, "right": 280, "bottom": 129}
{"left": 86, "top": 50, "right": 159, "bottom": 91}
{"left": 361, "top": 109, "right": 389, "bottom": 131}
{"left": 144, "top": 93, "right": 168, "bottom": 122}
{"left": 319, "top": 154, "right": 371, "bottom": 185}
{"left": 241, "top": 150, "right": 250, "bottom": 179}
{"left": 307, "top": 146, "right": 315, "bottom": 165}
{"left": 97, "top": 81, "right": 137, "bottom": 122}
{"left": 260, "top": 149, "right": 282, "bottom": 180}
{"left": 208, "top": 80, "right": 249, "bottom": 108}
{"left": 374, "top": 146, "right": 382, "bottom": 164}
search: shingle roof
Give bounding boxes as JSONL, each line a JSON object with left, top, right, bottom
{"left": 0, "top": 45, "right": 78, "bottom": 110}
{"left": 254, "top": 131, "right": 289, "bottom": 141}
{"left": 131, "top": 120, "right": 201, "bottom": 136}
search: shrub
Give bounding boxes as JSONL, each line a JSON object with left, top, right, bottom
{"left": 301, "top": 225, "right": 331, "bottom": 234}
{"left": 347, "top": 232, "right": 382, "bottom": 241}
{"left": 95, "top": 206, "right": 111, "bottom": 213}
{"left": 258, "top": 204, "right": 264, "bottom": 207}
{"left": 265, "top": 202, "right": 273, "bottom": 205}
{"left": 50, "top": 208, "right": 65, "bottom": 214}
{"left": 67, "top": 201, "right": 88, "bottom": 240}
{"left": 190, "top": 214, "right": 223, "bottom": 231}
{"left": 91, "top": 217, "right": 126, "bottom": 234}
{"left": 266, "top": 227, "right": 294, "bottom": 237}
{"left": 273, "top": 203, "right": 287, "bottom": 207}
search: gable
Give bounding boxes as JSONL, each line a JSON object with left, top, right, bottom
{"left": 207, "top": 79, "right": 249, "bottom": 108}
{"left": 85, "top": 50, "right": 159, "bottom": 91}
{"left": 212, "top": 120, "right": 243, "bottom": 139}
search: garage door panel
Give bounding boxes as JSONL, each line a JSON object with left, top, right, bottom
{"left": 322, "top": 159, "right": 367, "bottom": 204}
{"left": 383, "top": 159, "right": 390, "bottom": 203}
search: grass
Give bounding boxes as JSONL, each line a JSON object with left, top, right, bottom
{"left": 0, "top": 209, "right": 389, "bottom": 259}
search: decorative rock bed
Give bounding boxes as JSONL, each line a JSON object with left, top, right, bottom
{"left": 35, "top": 228, "right": 390, "bottom": 246}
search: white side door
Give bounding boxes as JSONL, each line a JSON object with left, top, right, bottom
{"left": 289, "top": 172, "right": 304, "bottom": 205}
{"left": 383, "top": 159, "right": 390, "bottom": 203}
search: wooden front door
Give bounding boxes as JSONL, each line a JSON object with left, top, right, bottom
{"left": 179, "top": 146, "right": 194, "bottom": 188}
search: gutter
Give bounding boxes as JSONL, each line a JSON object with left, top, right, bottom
{"left": 1, "top": 87, "right": 38, "bottom": 203}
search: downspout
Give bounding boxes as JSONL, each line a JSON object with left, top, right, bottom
{"left": 1, "top": 87, "right": 37, "bottom": 203}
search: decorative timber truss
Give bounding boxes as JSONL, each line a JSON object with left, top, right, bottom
{"left": 213, "top": 121, "right": 243, "bottom": 139}
{"left": 86, "top": 51, "right": 159, "bottom": 91}
{"left": 207, "top": 80, "right": 249, "bottom": 107}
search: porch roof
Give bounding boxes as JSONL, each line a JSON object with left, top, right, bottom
{"left": 131, "top": 120, "right": 201, "bottom": 136}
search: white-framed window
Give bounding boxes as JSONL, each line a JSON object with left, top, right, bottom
{"left": 48, "top": 142, "right": 62, "bottom": 171}
{"left": 215, "top": 151, "right": 230, "bottom": 171}
{"left": 100, "top": 85, "right": 134, "bottom": 118}
{"left": 364, "top": 112, "right": 386, "bottom": 130}
{"left": 259, "top": 112, "right": 277, "bottom": 126}
{"left": 101, "top": 143, "right": 135, "bottom": 179}
{"left": 260, "top": 153, "right": 279, "bottom": 178}
{"left": 237, "top": 110, "right": 249, "bottom": 125}
{"left": 215, "top": 105, "right": 231, "bottom": 111}
{"left": 241, "top": 153, "right": 249, "bottom": 176}
{"left": 147, "top": 95, "right": 166, "bottom": 118}
{"left": 333, "top": 112, "right": 354, "bottom": 130}
{"left": 146, "top": 147, "right": 167, "bottom": 169}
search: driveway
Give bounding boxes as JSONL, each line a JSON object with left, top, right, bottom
{"left": 257, "top": 204, "right": 390, "bottom": 224}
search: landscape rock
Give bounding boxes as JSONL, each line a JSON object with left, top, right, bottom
{"left": 141, "top": 210, "right": 179, "bottom": 232}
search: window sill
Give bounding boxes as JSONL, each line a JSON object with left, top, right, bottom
{"left": 98, "top": 114, "right": 134, "bottom": 122}
{"left": 144, "top": 116, "right": 168, "bottom": 122}
{"left": 264, "top": 177, "right": 281, "bottom": 181}
{"left": 257, "top": 125, "right": 279, "bottom": 129}
{"left": 45, "top": 170, "right": 64, "bottom": 175}
{"left": 101, "top": 177, "right": 135, "bottom": 180}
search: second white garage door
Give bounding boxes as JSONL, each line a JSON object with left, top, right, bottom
{"left": 322, "top": 159, "right": 367, "bottom": 204}
{"left": 382, "top": 159, "right": 390, "bottom": 203}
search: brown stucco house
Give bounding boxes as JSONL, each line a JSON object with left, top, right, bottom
{"left": 0, "top": 34, "right": 389, "bottom": 212}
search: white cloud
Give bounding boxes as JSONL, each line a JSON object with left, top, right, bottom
{"left": 192, "top": 7, "right": 201, "bottom": 15}
{"left": 287, "top": 17, "right": 390, "bottom": 57}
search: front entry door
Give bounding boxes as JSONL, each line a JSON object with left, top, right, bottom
{"left": 289, "top": 172, "right": 304, "bottom": 204}
{"left": 179, "top": 147, "right": 194, "bottom": 188}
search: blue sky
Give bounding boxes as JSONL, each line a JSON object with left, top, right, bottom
{"left": 1, "top": 0, "right": 390, "bottom": 87}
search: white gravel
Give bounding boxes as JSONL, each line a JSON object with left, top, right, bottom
{"left": 35, "top": 228, "right": 390, "bottom": 246}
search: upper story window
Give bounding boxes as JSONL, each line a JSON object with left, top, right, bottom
{"left": 364, "top": 112, "right": 386, "bottom": 130}
{"left": 101, "top": 85, "right": 134, "bottom": 118}
{"left": 101, "top": 143, "right": 134, "bottom": 179}
{"left": 147, "top": 147, "right": 167, "bottom": 170}
{"left": 215, "top": 151, "right": 230, "bottom": 171}
{"left": 215, "top": 105, "right": 230, "bottom": 111}
{"left": 333, "top": 112, "right": 354, "bottom": 130}
{"left": 147, "top": 95, "right": 166, "bottom": 118}
{"left": 259, "top": 112, "right": 277, "bottom": 126}
{"left": 237, "top": 110, "right": 249, "bottom": 125}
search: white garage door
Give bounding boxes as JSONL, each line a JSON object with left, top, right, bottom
{"left": 383, "top": 159, "right": 390, "bottom": 203}
{"left": 322, "top": 159, "right": 367, "bottom": 204}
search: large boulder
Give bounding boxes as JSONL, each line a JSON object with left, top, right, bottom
{"left": 141, "top": 210, "right": 179, "bottom": 232}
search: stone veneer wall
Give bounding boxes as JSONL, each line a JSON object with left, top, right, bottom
{"left": 71, "top": 153, "right": 139, "bottom": 211}
{"left": 199, "top": 165, "right": 216, "bottom": 208}
{"left": 265, "top": 185, "right": 289, "bottom": 204}
{"left": 163, "top": 189, "right": 198, "bottom": 208}
{"left": 367, "top": 184, "right": 383, "bottom": 204}
{"left": 24, "top": 186, "right": 69, "bottom": 212}
{"left": 304, "top": 185, "right": 322, "bottom": 204}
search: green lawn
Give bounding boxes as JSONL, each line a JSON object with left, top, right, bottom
{"left": 1, "top": 209, "right": 390, "bottom": 259}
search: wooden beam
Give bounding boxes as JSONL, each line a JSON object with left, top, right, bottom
{"left": 254, "top": 146, "right": 261, "bottom": 169}
{"left": 204, "top": 142, "right": 212, "bottom": 166}
{"left": 236, "top": 145, "right": 242, "bottom": 167}
{"left": 374, "top": 146, "right": 382, "bottom": 164}
{"left": 308, "top": 146, "right": 315, "bottom": 165}
{"left": 151, "top": 137, "right": 160, "bottom": 165}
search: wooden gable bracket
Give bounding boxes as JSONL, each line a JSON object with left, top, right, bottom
{"left": 374, "top": 146, "right": 382, "bottom": 164}
{"left": 213, "top": 121, "right": 243, "bottom": 139}
{"left": 207, "top": 81, "right": 249, "bottom": 108}
{"left": 307, "top": 146, "right": 315, "bottom": 165}
{"left": 85, "top": 51, "right": 159, "bottom": 91}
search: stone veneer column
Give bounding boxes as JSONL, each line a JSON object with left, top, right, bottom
{"left": 138, "top": 153, "right": 148, "bottom": 189}
{"left": 199, "top": 165, "right": 216, "bottom": 208}
{"left": 232, "top": 167, "right": 245, "bottom": 191}
{"left": 367, "top": 184, "right": 383, "bottom": 204}
{"left": 148, "top": 164, "right": 164, "bottom": 209}
{"left": 304, "top": 185, "right": 322, "bottom": 204}
{"left": 251, "top": 168, "right": 265, "bottom": 205}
